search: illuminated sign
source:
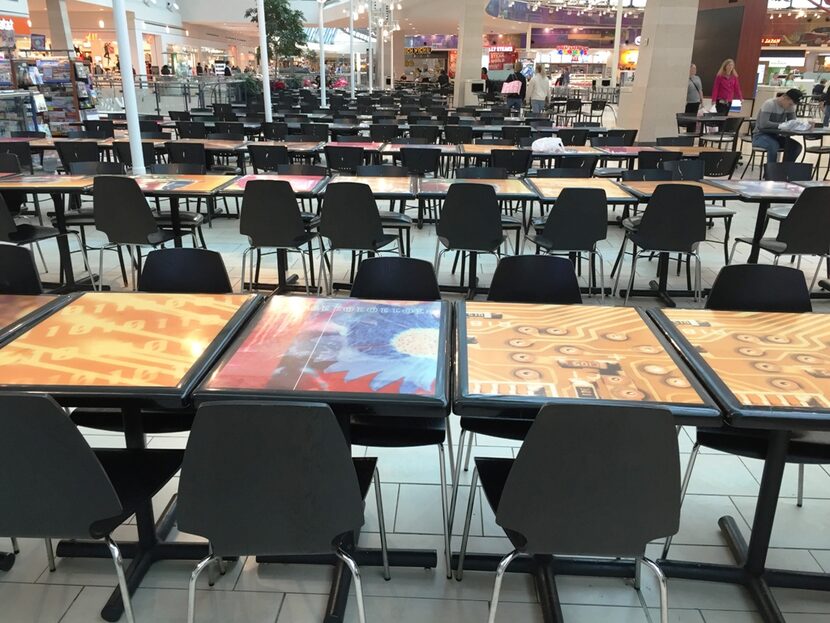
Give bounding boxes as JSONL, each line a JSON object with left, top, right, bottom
{"left": 0, "top": 19, "right": 13, "bottom": 31}
{"left": 762, "top": 37, "right": 782, "bottom": 45}
{"left": 405, "top": 46, "right": 432, "bottom": 56}
{"left": 485, "top": 46, "right": 514, "bottom": 52}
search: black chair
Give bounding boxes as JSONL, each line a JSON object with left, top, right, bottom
{"left": 300, "top": 123, "right": 330, "bottom": 142}
{"left": 488, "top": 255, "right": 582, "bottom": 304}
{"left": 178, "top": 402, "right": 381, "bottom": 623}
{"left": 318, "top": 182, "right": 400, "bottom": 293}
{"left": 83, "top": 119, "right": 115, "bottom": 138}
{"left": 148, "top": 163, "right": 205, "bottom": 175}
{"left": 335, "top": 135, "right": 373, "bottom": 143}
{"left": 730, "top": 186, "right": 830, "bottom": 289}
{"left": 490, "top": 149, "right": 532, "bottom": 176}
{"left": 526, "top": 188, "right": 608, "bottom": 298}
{"left": 534, "top": 167, "right": 592, "bottom": 178}
{"left": 350, "top": 256, "right": 439, "bottom": 300}
{"left": 501, "top": 125, "right": 531, "bottom": 145}
{"left": 457, "top": 403, "right": 678, "bottom": 623}
{"left": 92, "top": 176, "right": 176, "bottom": 288}
{"left": 369, "top": 124, "right": 400, "bottom": 142}
{"left": 324, "top": 145, "right": 365, "bottom": 174}
{"left": 621, "top": 169, "right": 673, "bottom": 182}
{"left": 763, "top": 162, "right": 814, "bottom": 223}
{"left": 140, "top": 131, "right": 172, "bottom": 141}
{"left": 555, "top": 128, "right": 588, "bottom": 146}
{"left": 166, "top": 141, "right": 207, "bottom": 167}
{"left": 0, "top": 148, "right": 40, "bottom": 224}
{"left": 277, "top": 164, "right": 328, "bottom": 176}
{"left": 552, "top": 154, "right": 599, "bottom": 175}
{"left": 239, "top": 180, "right": 317, "bottom": 293}
{"left": 205, "top": 132, "right": 245, "bottom": 142}
{"left": 555, "top": 99, "right": 583, "bottom": 125}
{"left": 455, "top": 166, "right": 507, "bottom": 179}
{"left": 113, "top": 141, "right": 157, "bottom": 167}
{"left": 409, "top": 125, "right": 441, "bottom": 143}
{"left": 355, "top": 165, "right": 410, "bottom": 177}
{"left": 262, "top": 121, "right": 289, "bottom": 141}
{"left": 138, "top": 119, "right": 160, "bottom": 133}
{"left": 444, "top": 125, "right": 473, "bottom": 145}
{"left": 700, "top": 116, "right": 744, "bottom": 151}
{"left": 169, "top": 110, "right": 191, "bottom": 121}
{"left": 400, "top": 148, "right": 441, "bottom": 177}
{"left": 655, "top": 136, "right": 695, "bottom": 146}
{"left": 176, "top": 121, "right": 207, "bottom": 139}
{"left": 639, "top": 151, "right": 682, "bottom": 170}
{"left": 0, "top": 140, "right": 36, "bottom": 173}
{"left": 137, "top": 248, "right": 232, "bottom": 293}
{"left": 0, "top": 245, "right": 42, "bottom": 294}
{"left": 0, "top": 393, "right": 182, "bottom": 623}
{"left": 700, "top": 151, "right": 740, "bottom": 178}
{"left": 56, "top": 141, "right": 100, "bottom": 172}
{"left": 68, "top": 161, "right": 126, "bottom": 175}
{"left": 212, "top": 102, "right": 235, "bottom": 120}
{"left": 474, "top": 138, "right": 512, "bottom": 146}
{"left": 584, "top": 99, "right": 607, "bottom": 123}
{"left": 214, "top": 122, "right": 244, "bottom": 135}
{"left": 662, "top": 159, "right": 705, "bottom": 180}
{"left": 614, "top": 184, "right": 707, "bottom": 303}
{"left": 606, "top": 129, "right": 638, "bottom": 145}
{"left": 248, "top": 144, "right": 290, "bottom": 172}
{"left": 662, "top": 264, "right": 820, "bottom": 559}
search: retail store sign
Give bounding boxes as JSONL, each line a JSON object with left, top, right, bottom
{"left": 484, "top": 46, "right": 514, "bottom": 52}
{"left": 762, "top": 37, "right": 782, "bottom": 46}
{"left": 405, "top": 47, "right": 432, "bottom": 56}
{"left": 0, "top": 16, "right": 31, "bottom": 35}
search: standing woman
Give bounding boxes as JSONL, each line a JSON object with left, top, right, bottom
{"left": 711, "top": 59, "right": 743, "bottom": 115}
{"left": 527, "top": 64, "right": 550, "bottom": 114}
{"left": 686, "top": 63, "right": 703, "bottom": 115}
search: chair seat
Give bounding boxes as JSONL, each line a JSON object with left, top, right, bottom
{"left": 501, "top": 215, "right": 522, "bottom": 228}
{"left": 251, "top": 230, "right": 318, "bottom": 250}
{"left": 622, "top": 216, "right": 640, "bottom": 231}
{"left": 460, "top": 416, "right": 532, "bottom": 441}
{"left": 594, "top": 167, "right": 626, "bottom": 178}
{"left": 148, "top": 229, "right": 178, "bottom": 246}
{"left": 805, "top": 146, "right": 830, "bottom": 154}
{"left": 705, "top": 206, "right": 735, "bottom": 218}
{"left": 379, "top": 211, "right": 414, "bottom": 226}
{"left": 696, "top": 427, "right": 830, "bottom": 465}
{"left": 89, "top": 448, "right": 183, "bottom": 538}
{"left": 734, "top": 236, "right": 787, "bottom": 254}
{"left": 821, "top": 278, "right": 830, "bottom": 292}
{"left": 767, "top": 205, "right": 791, "bottom": 221}
{"left": 475, "top": 457, "right": 513, "bottom": 514}
{"left": 301, "top": 212, "right": 319, "bottom": 226}
{"left": 71, "top": 408, "right": 196, "bottom": 433}
{"left": 155, "top": 211, "right": 205, "bottom": 226}
{"left": 350, "top": 415, "right": 446, "bottom": 447}
{"left": 9, "top": 224, "right": 60, "bottom": 244}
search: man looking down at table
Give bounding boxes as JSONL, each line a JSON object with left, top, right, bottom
{"left": 752, "top": 88, "right": 805, "bottom": 164}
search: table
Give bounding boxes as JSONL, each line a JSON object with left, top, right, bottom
{"left": 195, "top": 296, "right": 450, "bottom": 622}
{"left": 657, "top": 145, "right": 728, "bottom": 158}
{"left": 596, "top": 145, "right": 661, "bottom": 162}
{"left": 708, "top": 180, "right": 804, "bottom": 263}
{"left": 0, "top": 175, "right": 95, "bottom": 290}
{"left": 619, "top": 179, "right": 738, "bottom": 201}
{"left": 527, "top": 176, "right": 636, "bottom": 205}
{"left": 245, "top": 139, "right": 323, "bottom": 157}
{"left": 130, "top": 174, "right": 235, "bottom": 244}
{"left": 650, "top": 308, "right": 830, "bottom": 623}
{"left": 323, "top": 140, "right": 385, "bottom": 158}
{"left": 170, "top": 138, "right": 248, "bottom": 171}
{"left": 0, "top": 291, "right": 260, "bottom": 621}
{"left": 454, "top": 301, "right": 719, "bottom": 623}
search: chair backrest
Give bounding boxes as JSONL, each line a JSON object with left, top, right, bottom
{"left": 69, "top": 161, "right": 127, "bottom": 175}
{"left": 554, "top": 155, "right": 599, "bottom": 174}
{"left": 636, "top": 184, "right": 707, "bottom": 252}
{"left": 300, "top": 123, "right": 330, "bottom": 141}
{"left": 495, "top": 402, "right": 679, "bottom": 557}
{"left": 240, "top": 180, "right": 306, "bottom": 247}
{"left": 590, "top": 136, "right": 625, "bottom": 148}
{"left": 663, "top": 159, "right": 704, "bottom": 181}
{"left": 137, "top": 248, "right": 232, "bottom": 293}
{"left": 369, "top": 124, "right": 400, "bottom": 142}
{"left": 0, "top": 141, "right": 32, "bottom": 172}
{"left": 248, "top": 144, "right": 290, "bottom": 172}
{"left": 141, "top": 132, "right": 172, "bottom": 141}
{"left": 655, "top": 136, "right": 695, "bottom": 146}
{"left": 764, "top": 162, "right": 813, "bottom": 182}
{"left": 166, "top": 141, "right": 207, "bottom": 166}
{"left": 487, "top": 255, "right": 582, "bottom": 304}
{"left": 324, "top": 145, "right": 365, "bottom": 174}
{"left": 539, "top": 187, "right": 607, "bottom": 252}
{"left": 206, "top": 132, "right": 245, "bottom": 142}
{"left": 639, "top": 150, "right": 681, "bottom": 170}
{"left": 0, "top": 152, "right": 21, "bottom": 174}
{"left": 215, "top": 122, "right": 244, "bottom": 135}
{"left": 556, "top": 129, "right": 588, "bottom": 146}
{"left": 706, "top": 264, "right": 812, "bottom": 313}
{"left": 475, "top": 138, "right": 512, "bottom": 146}
{"left": 436, "top": 183, "right": 503, "bottom": 252}
{"left": 776, "top": 186, "right": 830, "bottom": 254}
{"left": 178, "top": 402, "right": 365, "bottom": 556}
{"left": 148, "top": 163, "right": 206, "bottom": 175}
{"left": 176, "top": 121, "right": 207, "bottom": 139}
{"left": 409, "top": 125, "right": 441, "bottom": 143}
{"left": 284, "top": 134, "right": 319, "bottom": 143}
{"left": 355, "top": 165, "right": 410, "bottom": 177}
{"left": 138, "top": 120, "right": 160, "bottom": 133}
{"left": 113, "top": 141, "right": 156, "bottom": 167}
{"left": 535, "top": 167, "right": 592, "bottom": 178}
{"left": 93, "top": 176, "right": 163, "bottom": 245}
{"left": 456, "top": 166, "right": 508, "bottom": 179}
{"left": 56, "top": 141, "right": 100, "bottom": 170}
{"left": 0, "top": 245, "right": 42, "bottom": 294}
{"left": 0, "top": 393, "right": 122, "bottom": 540}
{"left": 700, "top": 151, "right": 740, "bottom": 178}
{"left": 490, "top": 149, "right": 532, "bottom": 175}
{"left": 607, "top": 129, "right": 638, "bottom": 145}
{"left": 12, "top": 131, "right": 46, "bottom": 139}
{"left": 444, "top": 125, "right": 474, "bottom": 144}
{"left": 320, "top": 182, "right": 386, "bottom": 250}
{"left": 400, "top": 148, "right": 441, "bottom": 175}
{"left": 169, "top": 110, "right": 191, "bottom": 121}
{"left": 84, "top": 120, "right": 115, "bottom": 138}
{"left": 277, "top": 163, "right": 328, "bottom": 176}
{"left": 262, "top": 122, "right": 289, "bottom": 141}
{"left": 621, "top": 169, "right": 673, "bottom": 182}
{"left": 502, "top": 126, "right": 532, "bottom": 144}
{"left": 351, "top": 257, "right": 440, "bottom": 300}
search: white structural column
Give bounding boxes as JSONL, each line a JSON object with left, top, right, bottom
{"left": 389, "top": 6, "right": 394, "bottom": 90}
{"left": 525, "top": 24, "right": 532, "bottom": 60}
{"left": 379, "top": 26, "right": 385, "bottom": 90}
{"left": 617, "top": 0, "right": 699, "bottom": 141}
{"left": 45, "top": 0, "right": 73, "bottom": 52}
{"left": 257, "top": 0, "right": 273, "bottom": 121}
{"left": 453, "top": 0, "right": 486, "bottom": 107}
{"left": 368, "top": 0, "right": 374, "bottom": 91}
{"left": 349, "top": 0, "right": 356, "bottom": 97}
{"left": 610, "top": 0, "right": 623, "bottom": 87}
{"left": 112, "top": 0, "right": 145, "bottom": 173}
{"left": 126, "top": 12, "right": 144, "bottom": 79}
{"left": 319, "top": 0, "right": 327, "bottom": 106}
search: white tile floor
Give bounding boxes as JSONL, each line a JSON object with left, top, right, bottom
{"left": 4, "top": 112, "right": 830, "bottom": 622}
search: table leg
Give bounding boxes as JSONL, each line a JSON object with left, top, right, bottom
{"left": 747, "top": 200, "right": 771, "bottom": 264}
{"left": 50, "top": 192, "right": 75, "bottom": 288}
{"left": 647, "top": 252, "right": 677, "bottom": 307}
{"left": 467, "top": 251, "right": 478, "bottom": 300}
{"left": 276, "top": 249, "right": 299, "bottom": 293}
{"left": 169, "top": 197, "right": 183, "bottom": 248}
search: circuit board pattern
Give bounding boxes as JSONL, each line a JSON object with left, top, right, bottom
{"left": 665, "top": 309, "right": 830, "bottom": 408}
{"left": 463, "top": 302, "right": 704, "bottom": 404}
{"left": 0, "top": 293, "right": 252, "bottom": 388}
{"left": 0, "top": 295, "right": 56, "bottom": 334}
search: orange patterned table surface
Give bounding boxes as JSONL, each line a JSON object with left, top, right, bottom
{"left": 663, "top": 309, "right": 830, "bottom": 409}
{"left": 129, "top": 174, "right": 235, "bottom": 195}
{"left": 0, "top": 292, "right": 254, "bottom": 388}
{"left": 327, "top": 176, "right": 416, "bottom": 196}
{"left": 461, "top": 302, "right": 706, "bottom": 405}
{"left": 252, "top": 141, "right": 323, "bottom": 152}
{"left": 220, "top": 174, "right": 327, "bottom": 195}
{"left": 418, "top": 177, "right": 535, "bottom": 197}
{"left": 528, "top": 177, "right": 636, "bottom": 202}
{"left": 620, "top": 180, "right": 739, "bottom": 198}
{"left": 0, "top": 295, "right": 58, "bottom": 336}
{"left": 381, "top": 143, "right": 458, "bottom": 154}
{"left": 0, "top": 175, "right": 94, "bottom": 190}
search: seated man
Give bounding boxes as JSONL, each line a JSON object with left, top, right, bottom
{"left": 752, "top": 88, "right": 804, "bottom": 164}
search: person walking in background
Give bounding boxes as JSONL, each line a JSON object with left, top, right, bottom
{"left": 527, "top": 64, "right": 550, "bottom": 114}
{"left": 504, "top": 62, "right": 527, "bottom": 113}
{"left": 711, "top": 59, "right": 743, "bottom": 115}
{"left": 686, "top": 63, "right": 703, "bottom": 115}
{"left": 752, "top": 88, "right": 804, "bottom": 163}
{"left": 196, "top": 62, "right": 203, "bottom": 75}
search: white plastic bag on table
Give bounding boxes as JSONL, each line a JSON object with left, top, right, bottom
{"left": 531, "top": 137, "right": 565, "bottom": 154}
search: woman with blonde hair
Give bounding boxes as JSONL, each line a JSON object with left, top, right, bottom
{"left": 711, "top": 58, "right": 743, "bottom": 115}
{"left": 527, "top": 64, "right": 550, "bottom": 114}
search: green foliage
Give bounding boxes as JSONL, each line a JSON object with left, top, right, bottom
{"left": 244, "top": 0, "right": 308, "bottom": 60}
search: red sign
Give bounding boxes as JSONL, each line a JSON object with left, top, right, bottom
{"left": 762, "top": 36, "right": 782, "bottom": 46}
{"left": 489, "top": 50, "right": 518, "bottom": 70}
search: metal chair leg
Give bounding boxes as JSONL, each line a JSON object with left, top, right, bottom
{"left": 463, "top": 431, "right": 474, "bottom": 472}
{"left": 240, "top": 248, "right": 249, "bottom": 293}
{"left": 487, "top": 550, "right": 522, "bottom": 623}
{"left": 661, "top": 442, "right": 700, "bottom": 559}
{"left": 10, "top": 537, "right": 19, "bottom": 554}
{"left": 373, "top": 467, "right": 391, "bottom": 581}
{"left": 437, "top": 443, "right": 452, "bottom": 578}
{"left": 641, "top": 557, "right": 669, "bottom": 623}
{"left": 33, "top": 242, "right": 48, "bottom": 273}
{"left": 455, "top": 467, "right": 478, "bottom": 581}
{"left": 187, "top": 554, "right": 217, "bottom": 623}
{"left": 67, "top": 233, "right": 96, "bottom": 290}
{"left": 445, "top": 423, "right": 456, "bottom": 485}
{"left": 797, "top": 463, "right": 805, "bottom": 508}
{"left": 335, "top": 549, "right": 366, "bottom": 623}
{"left": 448, "top": 428, "right": 466, "bottom": 533}
{"left": 624, "top": 251, "right": 639, "bottom": 306}
{"left": 106, "top": 537, "right": 136, "bottom": 623}
{"left": 45, "top": 537, "right": 56, "bottom": 571}
{"left": 612, "top": 237, "right": 628, "bottom": 293}
{"left": 299, "top": 252, "right": 311, "bottom": 294}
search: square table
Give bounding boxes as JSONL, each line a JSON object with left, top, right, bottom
{"left": 454, "top": 301, "right": 719, "bottom": 622}
{"left": 657, "top": 145, "right": 728, "bottom": 158}
{"left": 0, "top": 175, "right": 95, "bottom": 290}
{"left": 0, "top": 294, "right": 67, "bottom": 347}
{"left": 325, "top": 174, "right": 417, "bottom": 199}
{"left": 218, "top": 173, "right": 327, "bottom": 198}
{"left": 526, "top": 176, "right": 636, "bottom": 205}
{"left": 0, "top": 291, "right": 260, "bottom": 620}
{"left": 248, "top": 139, "right": 323, "bottom": 156}
{"left": 650, "top": 308, "right": 830, "bottom": 623}
{"left": 171, "top": 137, "right": 249, "bottom": 171}
{"left": 708, "top": 180, "right": 804, "bottom": 263}
{"left": 619, "top": 179, "right": 739, "bottom": 201}
{"left": 195, "top": 296, "right": 450, "bottom": 622}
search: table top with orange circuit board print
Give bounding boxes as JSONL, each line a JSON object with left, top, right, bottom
{"left": 650, "top": 308, "right": 830, "bottom": 430}
{"left": 455, "top": 301, "right": 719, "bottom": 424}
{"left": 0, "top": 292, "right": 261, "bottom": 409}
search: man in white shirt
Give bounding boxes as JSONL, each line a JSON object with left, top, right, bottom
{"left": 526, "top": 64, "right": 550, "bottom": 114}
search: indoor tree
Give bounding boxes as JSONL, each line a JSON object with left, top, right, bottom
{"left": 244, "top": 0, "right": 308, "bottom": 68}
